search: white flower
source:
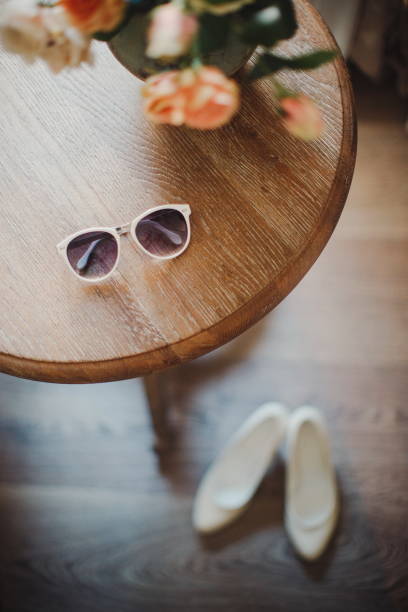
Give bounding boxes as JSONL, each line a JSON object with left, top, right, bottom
{"left": 189, "top": 0, "right": 255, "bottom": 16}
{"left": 0, "top": 0, "right": 92, "bottom": 73}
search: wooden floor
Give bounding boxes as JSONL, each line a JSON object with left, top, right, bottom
{"left": 0, "top": 71, "right": 407, "bottom": 612}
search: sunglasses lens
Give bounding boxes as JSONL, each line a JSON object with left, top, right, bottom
{"left": 135, "top": 209, "right": 188, "bottom": 258}
{"left": 66, "top": 231, "right": 118, "bottom": 280}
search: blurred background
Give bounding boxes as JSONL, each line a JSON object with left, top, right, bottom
{"left": 0, "top": 1, "right": 407, "bottom": 611}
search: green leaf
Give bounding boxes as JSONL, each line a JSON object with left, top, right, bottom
{"left": 239, "top": 0, "right": 297, "bottom": 47}
{"left": 247, "top": 53, "right": 279, "bottom": 80}
{"left": 197, "top": 14, "right": 230, "bottom": 56}
{"left": 281, "top": 50, "right": 337, "bottom": 69}
{"left": 248, "top": 49, "right": 336, "bottom": 81}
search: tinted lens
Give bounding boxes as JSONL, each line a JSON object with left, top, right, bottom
{"left": 66, "top": 231, "right": 118, "bottom": 280}
{"left": 135, "top": 209, "right": 188, "bottom": 257}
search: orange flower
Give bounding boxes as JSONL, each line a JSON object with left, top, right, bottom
{"left": 141, "top": 70, "right": 187, "bottom": 126}
{"left": 185, "top": 66, "right": 240, "bottom": 129}
{"left": 142, "top": 66, "right": 240, "bottom": 130}
{"left": 280, "top": 94, "right": 323, "bottom": 141}
{"left": 60, "top": 0, "right": 125, "bottom": 34}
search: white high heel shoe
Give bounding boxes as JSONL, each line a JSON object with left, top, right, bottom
{"left": 193, "top": 403, "right": 289, "bottom": 534}
{"left": 285, "top": 406, "right": 339, "bottom": 560}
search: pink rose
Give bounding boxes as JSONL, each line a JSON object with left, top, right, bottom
{"left": 280, "top": 95, "right": 323, "bottom": 141}
{"left": 142, "top": 66, "right": 240, "bottom": 130}
{"left": 147, "top": 4, "right": 198, "bottom": 60}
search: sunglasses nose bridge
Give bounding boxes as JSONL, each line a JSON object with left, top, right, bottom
{"left": 115, "top": 223, "right": 131, "bottom": 236}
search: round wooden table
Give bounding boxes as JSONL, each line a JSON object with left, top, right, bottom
{"left": 0, "top": 2, "right": 355, "bottom": 397}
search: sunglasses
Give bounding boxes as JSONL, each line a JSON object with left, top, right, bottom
{"left": 57, "top": 204, "right": 191, "bottom": 283}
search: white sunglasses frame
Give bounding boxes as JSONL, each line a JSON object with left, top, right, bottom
{"left": 56, "top": 204, "right": 192, "bottom": 284}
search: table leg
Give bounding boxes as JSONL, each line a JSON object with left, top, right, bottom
{"left": 142, "top": 372, "right": 171, "bottom": 452}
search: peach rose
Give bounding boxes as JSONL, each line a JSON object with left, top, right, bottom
{"left": 280, "top": 94, "right": 323, "bottom": 141}
{"left": 142, "top": 66, "right": 240, "bottom": 130}
{"left": 60, "top": 0, "right": 125, "bottom": 34}
{"left": 147, "top": 4, "right": 198, "bottom": 60}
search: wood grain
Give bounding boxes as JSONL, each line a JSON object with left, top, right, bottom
{"left": 0, "top": 70, "right": 406, "bottom": 611}
{"left": 0, "top": 0, "right": 356, "bottom": 383}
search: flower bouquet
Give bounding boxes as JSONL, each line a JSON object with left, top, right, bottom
{"left": 0, "top": 0, "right": 336, "bottom": 137}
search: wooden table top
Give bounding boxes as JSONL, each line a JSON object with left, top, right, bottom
{"left": 0, "top": 0, "right": 356, "bottom": 384}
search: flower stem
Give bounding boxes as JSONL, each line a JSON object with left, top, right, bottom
{"left": 271, "top": 77, "right": 293, "bottom": 100}
{"left": 190, "top": 35, "right": 203, "bottom": 69}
